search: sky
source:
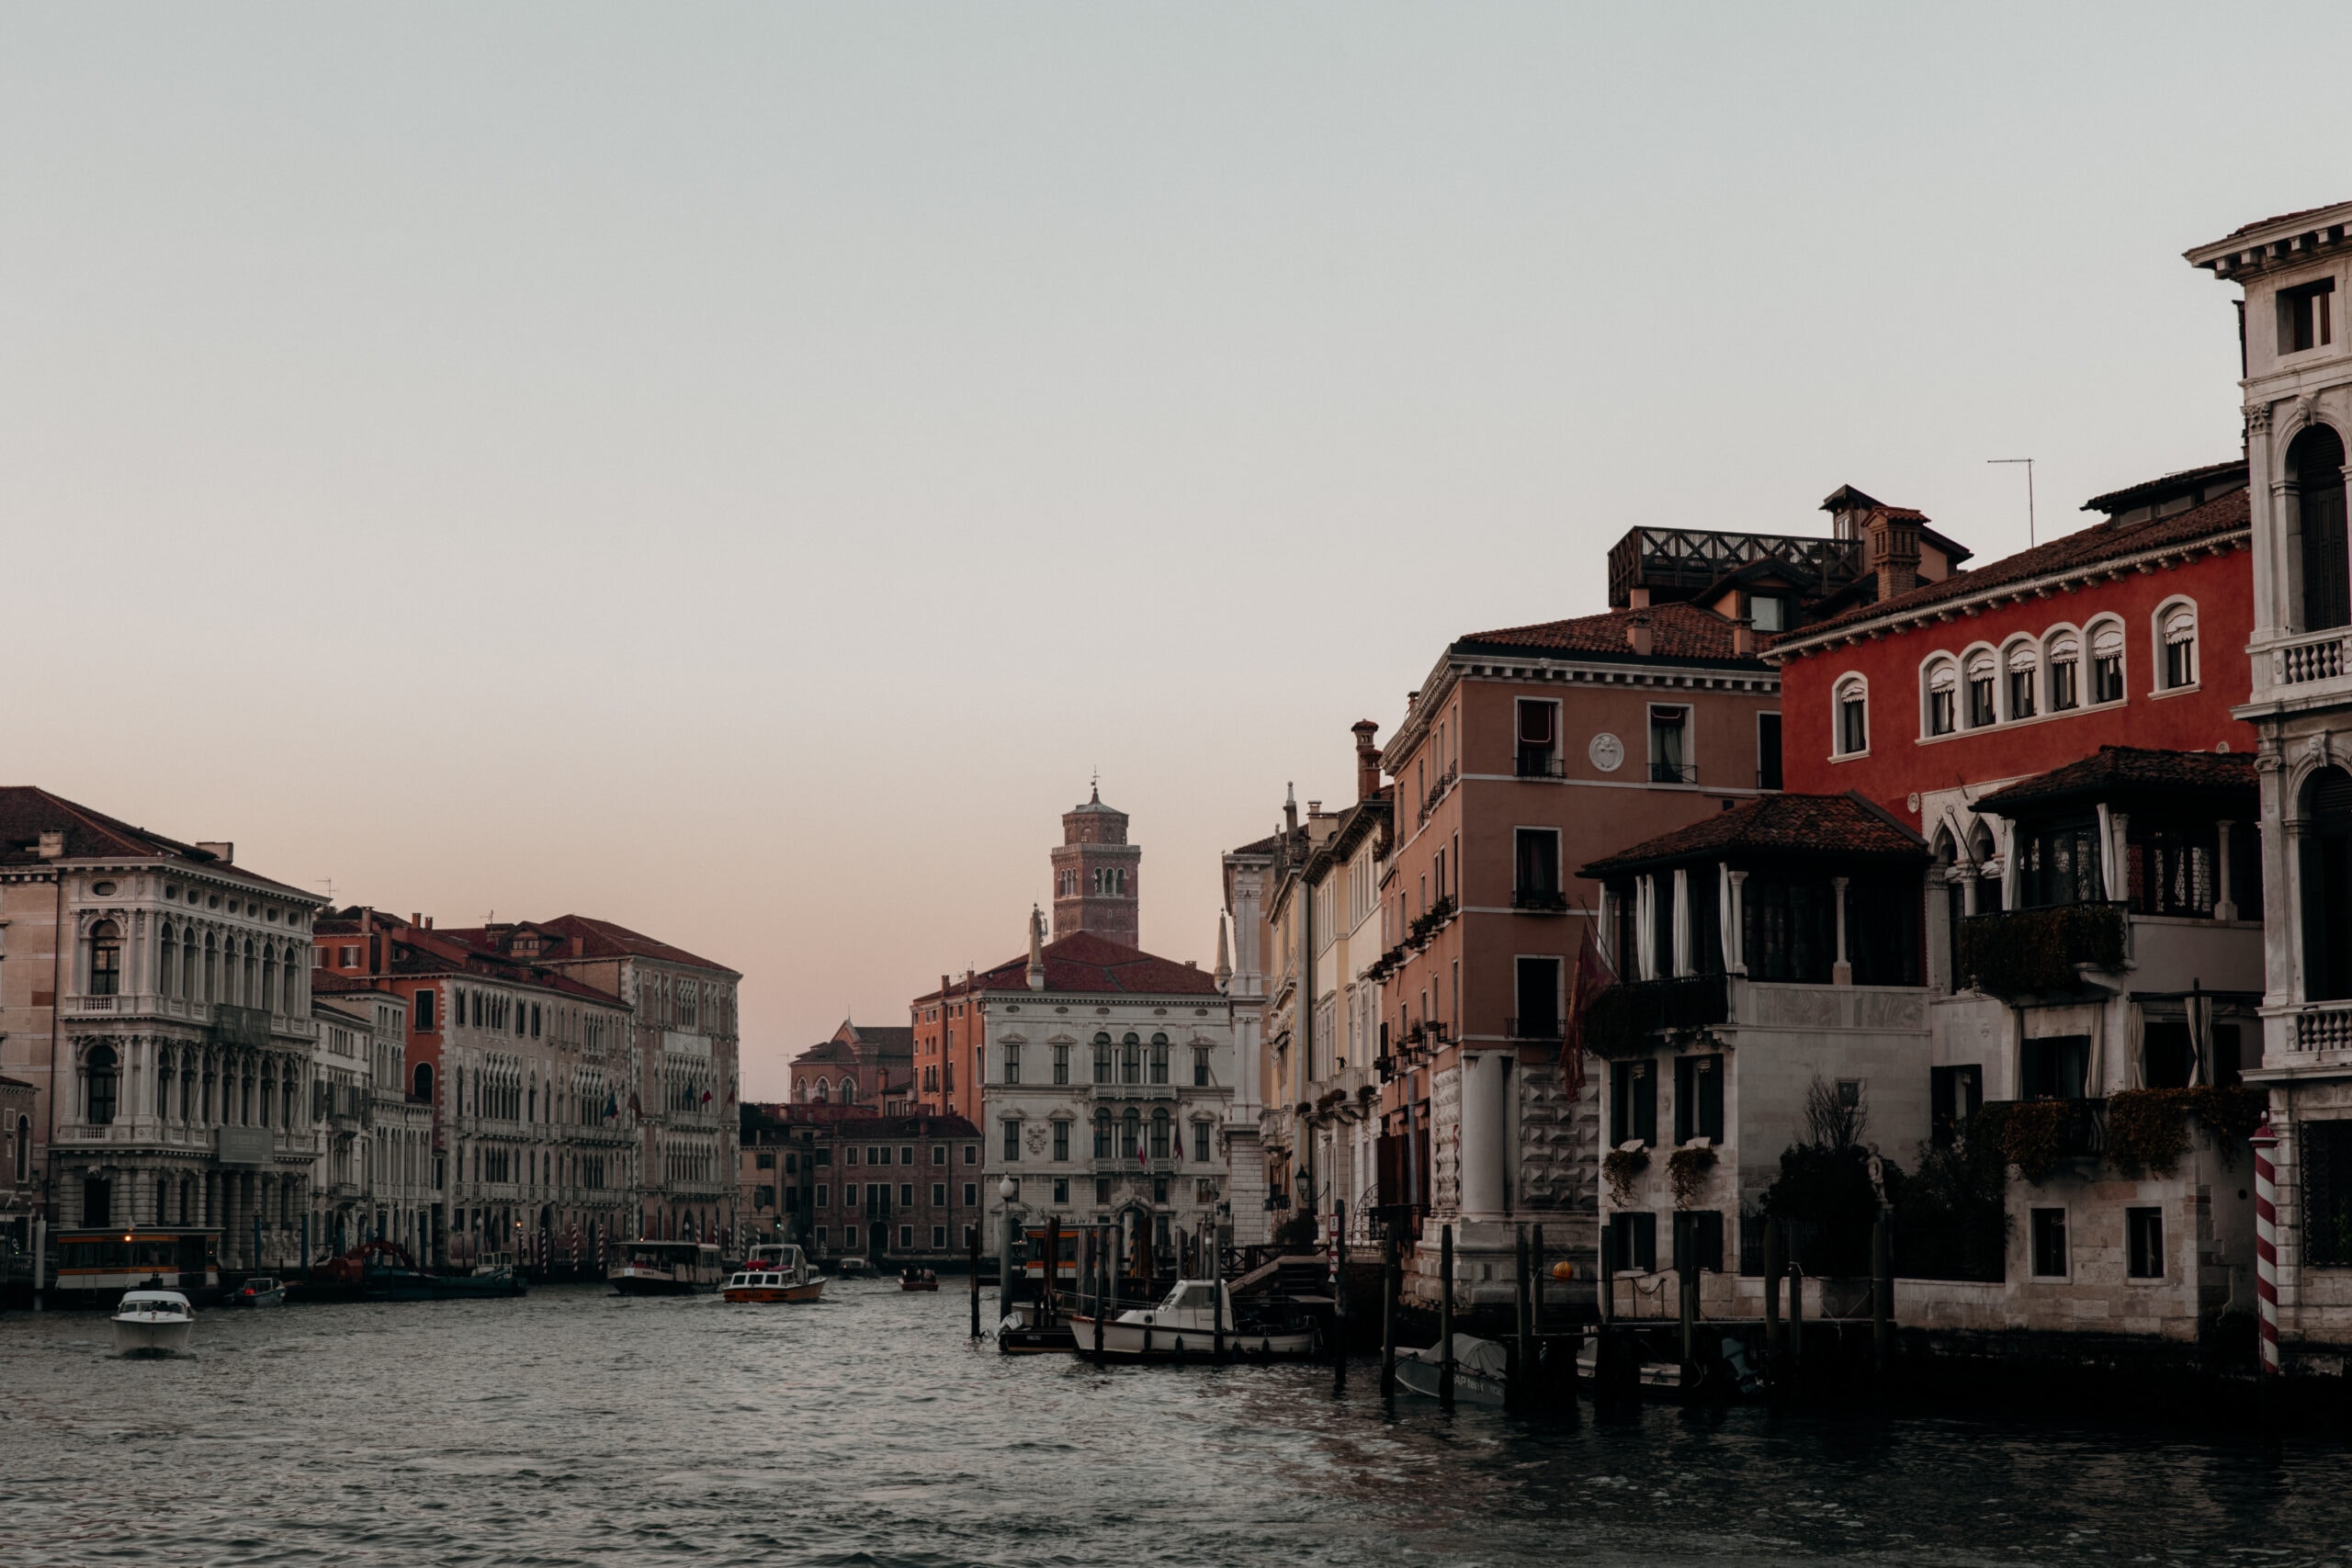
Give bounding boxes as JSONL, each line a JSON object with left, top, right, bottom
{"left": 4, "top": 4, "right": 2346, "bottom": 1097}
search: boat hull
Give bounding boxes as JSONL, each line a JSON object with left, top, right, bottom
{"left": 721, "top": 1280, "right": 824, "bottom": 1303}
{"left": 1394, "top": 1354, "right": 1509, "bottom": 1404}
{"left": 612, "top": 1269, "right": 713, "bottom": 1296}
{"left": 1065, "top": 1314, "right": 1317, "bottom": 1360}
{"left": 112, "top": 1317, "right": 193, "bottom": 1356}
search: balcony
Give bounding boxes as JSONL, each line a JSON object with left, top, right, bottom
{"left": 1587, "top": 974, "right": 1730, "bottom": 1055}
{"left": 2270, "top": 626, "right": 2352, "bottom": 688}
{"left": 1514, "top": 750, "right": 1566, "bottom": 781}
{"left": 1510, "top": 887, "right": 1569, "bottom": 914}
{"left": 1957, "top": 902, "right": 2128, "bottom": 999}
{"left": 1975, "top": 1097, "right": 2106, "bottom": 1182}
{"left": 1648, "top": 761, "right": 1697, "bottom": 785}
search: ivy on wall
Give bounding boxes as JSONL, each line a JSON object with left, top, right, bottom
{"left": 1957, "top": 903, "right": 2126, "bottom": 998}
{"left": 2104, "top": 1085, "right": 2265, "bottom": 1177}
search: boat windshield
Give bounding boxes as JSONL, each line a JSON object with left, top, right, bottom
{"left": 1161, "top": 1283, "right": 1216, "bottom": 1312}
{"left": 120, "top": 1294, "right": 188, "bottom": 1314}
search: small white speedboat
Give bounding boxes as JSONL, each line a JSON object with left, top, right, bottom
{"left": 1396, "top": 1333, "right": 1510, "bottom": 1404}
{"left": 1067, "top": 1278, "right": 1318, "bottom": 1360}
{"left": 112, "top": 1290, "right": 195, "bottom": 1356}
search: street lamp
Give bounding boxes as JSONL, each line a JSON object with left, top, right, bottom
{"left": 997, "top": 1175, "right": 1019, "bottom": 1303}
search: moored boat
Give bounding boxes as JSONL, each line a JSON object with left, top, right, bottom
{"left": 899, "top": 1268, "right": 939, "bottom": 1292}
{"left": 1067, "top": 1278, "right": 1318, "bottom": 1361}
{"left": 721, "top": 1245, "right": 824, "bottom": 1303}
{"left": 1396, "top": 1334, "right": 1510, "bottom": 1404}
{"left": 112, "top": 1289, "right": 195, "bottom": 1356}
{"left": 227, "top": 1275, "right": 286, "bottom": 1308}
{"left": 610, "top": 1240, "right": 724, "bottom": 1295}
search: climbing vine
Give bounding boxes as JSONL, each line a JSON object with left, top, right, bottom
{"left": 1602, "top": 1146, "right": 1650, "bottom": 1207}
{"left": 1666, "top": 1145, "right": 1718, "bottom": 1209}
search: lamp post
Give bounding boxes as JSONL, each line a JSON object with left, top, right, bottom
{"left": 998, "top": 1175, "right": 1019, "bottom": 1307}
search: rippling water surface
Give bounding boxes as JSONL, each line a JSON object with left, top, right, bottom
{"left": 5, "top": 1280, "right": 2351, "bottom": 1566}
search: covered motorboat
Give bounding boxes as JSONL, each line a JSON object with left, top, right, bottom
{"left": 1067, "top": 1278, "right": 1318, "bottom": 1361}
{"left": 1396, "top": 1334, "right": 1510, "bottom": 1404}
{"left": 112, "top": 1290, "right": 195, "bottom": 1356}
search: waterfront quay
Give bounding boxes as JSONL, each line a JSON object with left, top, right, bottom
{"left": 6, "top": 1281, "right": 2352, "bottom": 1567}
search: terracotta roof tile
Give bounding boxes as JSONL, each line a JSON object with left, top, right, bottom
{"left": 1970, "top": 747, "right": 2257, "bottom": 815}
{"left": 972, "top": 930, "right": 1223, "bottom": 998}
{"left": 1781, "top": 488, "right": 2248, "bottom": 649}
{"left": 0, "top": 785, "right": 315, "bottom": 898}
{"left": 528, "top": 914, "right": 737, "bottom": 976}
{"left": 1454, "top": 603, "right": 1770, "bottom": 666}
{"left": 1581, "top": 792, "right": 1926, "bottom": 877}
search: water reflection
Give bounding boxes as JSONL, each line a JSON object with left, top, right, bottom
{"left": 1, "top": 1281, "right": 2344, "bottom": 1566}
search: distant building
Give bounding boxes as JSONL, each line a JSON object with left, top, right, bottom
{"left": 740, "top": 1108, "right": 982, "bottom": 1265}
{"left": 1, "top": 1074, "right": 36, "bottom": 1249}
{"left": 789, "top": 1021, "right": 913, "bottom": 1112}
{"left": 1051, "top": 786, "right": 1141, "bottom": 948}
{"left": 311, "top": 976, "right": 435, "bottom": 1262}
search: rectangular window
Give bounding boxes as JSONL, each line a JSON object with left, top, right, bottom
{"left": 1607, "top": 1212, "right": 1657, "bottom": 1273}
{"left": 1002, "top": 1044, "right": 1020, "bottom": 1086}
{"left": 2126, "top": 1206, "right": 2165, "bottom": 1280}
{"left": 1193, "top": 1047, "right": 1209, "bottom": 1087}
{"left": 2018, "top": 818, "right": 2105, "bottom": 908}
{"left": 2007, "top": 667, "right": 2037, "bottom": 720}
{"left": 1672, "top": 1054, "right": 1725, "bottom": 1144}
{"left": 2280, "top": 276, "right": 2336, "bottom": 355}
{"left": 1609, "top": 1059, "right": 1657, "bottom": 1147}
{"left": 1671, "top": 1210, "right": 1724, "bottom": 1273}
{"left": 899, "top": 1183, "right": 913, "bottom": 1206}
{"left": 897, "top": 1224, "right": 912, "bottom": 1248}
{"left": 2303, "top": 1120, "right": 2352, "bottom": 1268}
{"left": 1929, "top": 1064, "right": 1983, "bottom": 1148}
{"left": 1742, "top": 874, "right": 1837, "bottom": 984}
{"left": 965, "top": 1145, "right": 978, "bottom": 1165}
{"left": 1515, "top": 698, "right": 1560, "bottom": 777}
{"left": 933, "top": 1145, "right": 946, "bottom": 1165}
{"left": 2093, "top": 646, "right": 2124, "bottom": 704}
{"left": 1513, "top": 829, "right": 1563, "bottom": 908}
{"left": 1649, "top": 705, "right": 1692, "bottom": 784}
{"left": 2030, "top": 1207, "right": 2068, "bottom": 1278}
{"left": 963, "top": 1181, "right": 978, "bottom": 1205}
{"left": 815, "top": 1226, "right": 827, "bottom": 1248}
{"left": 2143, "top": 1020, "right": 2195, "bottom": 1089}
{"left": 814, "top": 1185, "right": 829, "bottom": 1206}
{"left": 1513, "top": 955, "right": 1563, "bottom": 1041}
{"left": 1840, "top": 694, "right": 1870, "bottom": 754}
{"left": 1928, "top": 682, "right": 1956, "bottom": 737}
{"left": 414, "top": 989, "right": 436, "bottom": 1032}
{"left": 2165, "top": 633, "right": 2197, "bottom": 690}
{"left": 901, "top": 1145, "right": 914, "bottom": 1165}
{"left": 2021, "top": 1036, "right": 2089, "bottom": 1101}
{"left": 1052, "top": 1121, "right": 1069, "bottom": 1161}
{"left": 1967, "top": 672, "right": 1996, "bottom": 728}
{"left": 872, "top": 1146, "right": 889, "bottom": 1166}
{"left": 2050, "top": 655, "right": 2079, "bottom": 711}
{"left": 1002, "top": 1121, "right": 1021, "bottom": 1161}
{"left": 1757, "top": 712, "right": 1782, "bottom": 790}
{"left": 1093, "top": 1038, "right": 1112, "bottom": 1083}
{"left": 755, "top": 1152, "right": 775, "bottom": 1170}
{"left": 754, "top": 1184, "right": 775, "bottom": 1209}
{"left": 1052, "top": 1178, "right": 1069, "bottom": 1204}
{"left": 932, "top": 1182, "right": 945, "bottom": 1205}
{"left": 1095, "top": 1177, "right": 1111, "bottom": 1203}
{"left": 842, "top": 1183, "right": 857, "bottom": 1206}
{"left": 933, "top": 1225, "right": 947, "bottom": 1248}
{"left": 1053, "top": 1044, "right": 1069, "bottom": 1086}
{"left": 1193, "top": 1121, "right": 1210, "bottom": 1163}
{"left": 1749, "top": 593, "right": 1787, "bottom": 633}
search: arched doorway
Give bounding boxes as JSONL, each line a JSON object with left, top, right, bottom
{"left": 2293, "top": 423, "right": 2350, "bottom": 631}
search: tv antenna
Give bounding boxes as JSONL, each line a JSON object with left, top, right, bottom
{"left": 1988, "top": 457, "right": 2037, "bottom": 547}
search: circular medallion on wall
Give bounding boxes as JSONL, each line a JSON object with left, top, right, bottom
{"left": 1589, "top": 733, "right": 1624, "bottom": 773}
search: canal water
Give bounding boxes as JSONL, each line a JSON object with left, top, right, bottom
{"left": 4, "top": 1280, "right": 2349, "bottom": 1566}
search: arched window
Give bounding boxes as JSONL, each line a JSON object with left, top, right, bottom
{"left": 1148, "top": 1033, "right": 1170, "bottom": 1085}
{"left": 2160, "top": 602, "right": 2199, "bottom": 690}
{"left": 1121, "top": 1032, "right": 1142, "bottom": 1084}
{"left": 85, "top": 1043, "right": 119, "bottom": 1126}
{"left": 2293, "top": 423, "right": 2350, "bottom": 632}
{"left": 260, "top": 948, "right": 278, "bottom": 1012}
{"left": 813, "top": 1077, "right": 831, "bottom": 1104}
{"left": 243, "top": 939, "right": 257, "bottom": 1005}
{"left": 839, "top": 1077, "right": 856, "bottom": 1107}
{"left": 158, "top": 924, "right": 176, "bottom": 997}
{"left": 2005, "top": 642, "right": 2039, "bottom": 720}
{"left": 88, "top": 919, "right": 122, "bottom": 997}
{"left": 1093, "top": 1109, "right": 1113, "bottom": 1159}
{"left": 2090, "top": 622, "right": 2126, "bottom": 703}
{"left": 1122, "top": 1107, "right": 1142, "bottom": 1160}
{"left": 1150, "top": 1109, "right": 1171, "bottom": 1160}
{"left": 1925, "top": 660, "right": 1958, "bottom": 736}
{"left": 1834, "top": 676, "right": 1868, "bottom": 755}
{"left": 414, "top": 1063, "right": 434, "bottom": 1103}
{"left": 203, "top": 933, "right": 219, "bottom": 1002}
{"left": 1963, "top": 651, "right": 1996, "bottom": 727}
{"left": 17, "top": 1114, "right": 31, "bottom": 1182}
{"left": 1092, "top": 1032, "right": 1113, "bottom": 1084}
{"left": 2046, "top": 632, "right": 2082, "bottom": 712}
{"left": 2302, "top": 766, "right": 2352, "bottom": 1002}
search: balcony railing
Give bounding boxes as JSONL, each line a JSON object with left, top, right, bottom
{"left": 2293, "top": 1003, "right": 2352, "bottom": 1053}
{"left": 1510, "top": 887, "right": 1569, "bottom": 913}
{"left": 1587, "top": 973, "right": 1730, "bottom": 1055}
{"left": 1957, "top": 902, "right": 2128, "bottom": 999}
{"left": 1649, "top": 761, "right": 1697, "bottom": 785}
{"left": 1514, "top": 750, "right": 1566, "bottom": 780}
{"left": 2273, "top": 626, "right": 2352, "bottom": 687}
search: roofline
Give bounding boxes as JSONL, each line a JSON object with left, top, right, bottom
{"left": 1765, "top": 523, "right": 2249, "bottom": 662}
{"left": 2187, "top": 203, "right": 2352, "bottom": 278}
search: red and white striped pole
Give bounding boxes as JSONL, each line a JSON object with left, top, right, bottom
{"left": 2254, "top": 1115, "right": 2281, "bottom": 1378}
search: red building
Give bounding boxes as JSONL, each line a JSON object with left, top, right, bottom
{"left": 787, "top": 1021, "right": 913, "bottom": 1112}
{"left": 1772, "top": 463, "right": 2256, "bottom": 815}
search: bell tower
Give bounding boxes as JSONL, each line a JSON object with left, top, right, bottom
{"left": 1049, "top": 784, "right": 1141, "bottom": 948}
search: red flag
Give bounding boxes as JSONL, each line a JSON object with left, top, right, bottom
{"left": 1561, "top": 918, "right": 1616, "bottom": 1100}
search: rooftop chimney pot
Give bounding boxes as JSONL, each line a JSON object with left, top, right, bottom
{"left": 1626, "top": 613, "right": 1654, "bottom": 657}
{"left": 196, "top": 840, "right": 233, "bottom": 863}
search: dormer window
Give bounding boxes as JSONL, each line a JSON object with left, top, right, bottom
{"left": 2280, "top": 277, "right": 2335, "bottom": 355}
{"left": 1749, "top": 593, "right": 1788, "bottom": 633}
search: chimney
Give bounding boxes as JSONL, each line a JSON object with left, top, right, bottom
{"left": 1866, "top": 507, "right": 1922, "bottom": 603}
{"left": 1306, "top": 800, "right": 1322, "bottom": 818}
{"left": 1351, "top": 720, "right": 1381, "bottom": 800}
{"left": 36, "top": 830, "right": 63, "bottom": 860}
{"left": 1283, "top": 784, "right": 1298, "bottom": 837}
{"left": 1733, "top": 618, "right": 1757, "bottom": 657}
{"left": 1628, "top": 586, "right": 1652, "bottom": 609}
{"left": 196, "top": 840, "right": 233, "bottom": 863}
{"left": 1626, "top": 612, "right": 1654, "bottom": 657}
{"left": 410, "top": 912, "right": 423, "bottom": 928}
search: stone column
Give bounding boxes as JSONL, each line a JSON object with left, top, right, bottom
{"left": 1671, "top": 868, "right": 1692, "bottom": 977}
{"left": 2216, "top": 820, "right": 2237, "bottom": 921}
{"left": 1726, "top": 868, "right": 1748, "bottom": 972}
{"left": 1457, "top": 1052, "right": 1509, "bottom": 1221}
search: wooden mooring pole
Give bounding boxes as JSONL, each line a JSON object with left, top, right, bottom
{"left": 1093, "top": 1224, "right": 1108, "bottom": 1365}
{"left": 1512, "top": 1225, "right": 1532, "bottom": 1412}
{"left": 1332, "top": 1201, "right": 1349, "bottom": 1393}
{"left": 1380, "top": 1230, "right": 1398, "bottom": 1400}
{"left": 1761, "top": 1217, "right": 1783, "bottom": 1396}
{"left": 1871, "top": 1213, "right": 1893, "bottom": 1400}
{"left": 1438, "top": 1223, "right": 1455, "bottom": 1411}
{"left": 968, "top": 1221, "right": 981, "bottom": 1339}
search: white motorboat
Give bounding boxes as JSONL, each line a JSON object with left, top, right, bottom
{"left": 723, "top": 1245, "right": 825, "bottom": 1303}
{"left": 112, "top": 1290, "right": 195, "bottom": 1357}
{"left": 1067, "top": 1278, "right": 1318, "bottom": 1360}
{"left": 1395, "top": 1333, "right": 1510, "bottom": 1404}
{"left": 609, "top": 1240, "right": 723, "bottom": 1295}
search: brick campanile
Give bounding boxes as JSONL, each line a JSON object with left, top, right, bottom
{"left": 1049, "top": 784, "right": 1141, "bottom": 948}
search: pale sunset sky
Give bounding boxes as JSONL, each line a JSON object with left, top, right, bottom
{"left": 5, "top": 5, "right": 2347, "bottom": 1096}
